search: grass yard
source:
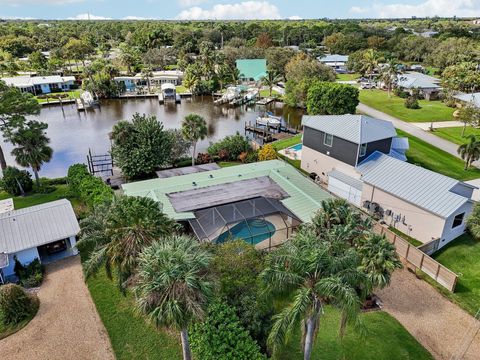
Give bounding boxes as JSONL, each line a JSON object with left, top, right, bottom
{"left": 359, "top": 89, "right": 455, "bottom": 122}
{"left": 35, "top": 90, "right": 80, "bottom": 104}
{"left": 0, "top": 184, "right": 70, "bottom": 209}
{"left": 86, "top": 269, "right": 182, "bottom": 360}
{"left": 336, "top": 73, "right": 360, "bottom": 82}
{"left": 175, "top": 85, "right": 189, "bottom": 94}
{"left": 427, "top": 234, "right": 480, "bottom": 316}
{"left": 271, "top": 134, "right": 302, "bottom": 151}
{"left": 260, "top": 89, "right": 281, "bottom": 98}
{"left": 432, "top": 126, "right": 480, "bottom": 146}
{"left": 276, "top": 307, "right": 433, "bottom": 360}
{"left": 396, "top": 129, "right": 480, "bottom": 181}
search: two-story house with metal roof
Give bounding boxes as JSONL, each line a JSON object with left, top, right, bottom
{"left": 300, "top": 114, "right": 475, "bottom": 249}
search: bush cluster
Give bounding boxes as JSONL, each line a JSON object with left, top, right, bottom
{"left": 207, "top": 133, "right": 252, "bottom": 161}
{"left": 0, "top": 284, "right": 39, "bottom": 326}
{"left": 405, "top": 96, "right": 420, "bottom": 109}
{"left": 257, "top": 144, "right": 277, "bottom": 161}
{"left": 13, "top": 257, "right": 44, "bottom": 288}
{"left": 306, "top": 81, "right": 359, "bottom": 115}
{"left": 0, "top": 166, "right": 33, "bottom": 196}
{"left": 67, "top": 164, "right": 113, "bottom": 206}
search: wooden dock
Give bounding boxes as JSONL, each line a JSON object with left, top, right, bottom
{"left": 256, "top": 97, "right": 275, "bottom": 105}
{"left": 40, "top": 99, "right": 75, "bottom": 107}
{"left": 118, "top": 93, "right": 158, "bottom": 99}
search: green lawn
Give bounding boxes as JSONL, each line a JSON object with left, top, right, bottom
{"left": 86, "top": 269, "right": 182, "bottom": 360}
{"left": 271, "top": 134, "right": 302, "bottom": 151}
{"left": 175, "top": 85, "right": 189, "bottom": 94}
{"left": 276, "top": 307, "right": 432, "bottom": 360}
{"left": 433, "top": 126, "right": 480, "bottom": 146}
{"left": 0, "top": 184, "right": 72, "bottom": 209}
{"left": 259, "top": 89, "right": 281, "bottom": 98}
{"left": 359, "top": 89, "right": 455, "bottom": 122}
{"left": 35, "top": 90, "right": 80, "bottom": 104}
{"left": 396, "top": 129, "right": 480, "bottom": 181}
{"left": 336, "top": 73, "right": 360, "bottom": 82}
{"left": 428, "top": 234, "right": 480, "bottom": 316}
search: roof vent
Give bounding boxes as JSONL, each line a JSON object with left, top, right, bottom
{"left": 192, "top": 181, "right": 197, "bottom": 186}
{"left": 209, "top": 174, "right": 214, "bottom": 179}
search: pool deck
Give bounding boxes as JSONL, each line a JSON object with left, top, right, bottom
{"left": 278, "top": 145, "right": 302, "bottom": 161}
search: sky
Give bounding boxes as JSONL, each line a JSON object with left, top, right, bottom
{"left": 0, "top": 0, "right": 479, "bottom": 20}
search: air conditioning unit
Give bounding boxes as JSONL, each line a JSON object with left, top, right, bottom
{"left": 385, "top": 209, "right": 392, "bottom": 216}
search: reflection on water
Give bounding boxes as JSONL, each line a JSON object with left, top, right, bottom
{"left": 2, "top": 96, "right": 304, "bottom": 178}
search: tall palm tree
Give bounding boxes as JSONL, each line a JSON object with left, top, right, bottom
{"left": 141, "top": 66, "right": 154, "bottom": 94}
{"left": 134, "top": 235, "right": 214, "bottom": 360}
{"left": 181, "top": 114, "right": 208, "bottom": 166}
{"left": 262, "top": 70, "right": 281, "bottom": 97}
{"left": 10, "top": 120, "right": 52, "bottom": 186}
{"left": 78, "top": 196, "right": 177, "bottom": 292}
{"left": 458, "top": 135, "right": 480, "bottom": 170}
{"left": 380, "top": 60, "right": 400, "bottom": 97}
{"left": 261, "top": 226, "right": 364, "bottom": 360}
{"left": 361, "top": 49, "right": 383, "bottom": 88}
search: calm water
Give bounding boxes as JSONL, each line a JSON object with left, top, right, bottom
{"left": 2, "top": 96, "right": 303, "bottom": 178}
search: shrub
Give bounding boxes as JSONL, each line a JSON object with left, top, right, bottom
{"left": 207, "top": 133, "right": 251, "bottom": 161}
{"left": 196, "top": 153, "right": 212, "bottom": 165}
{"left": 0, "top": 166, "right": 33, "bottom": 196}
{"left": 0, "top": 284, "right": 39, "bottom": 326}
{"left": 190, "top": 301, "right": 266, "bottom": 360}
{"left": 13, "top": 257, "right": 44, "bottom": 288}
{"left": 405, "top": 96, "right": 420, "bottom": 109}
{"left": 306, "top": 81, "right": 359, "bottom": 115}
{"left": 67, "top": 164, "right": 113, "bottom": 206}
{"left": 394, "top": 87, "right": 408, "bottom": 98}
{"left": 257, "top": 144, "right": 277, "bottom": 161}
{"left": 245, "top": 151, "right": 259, "bottom": 163}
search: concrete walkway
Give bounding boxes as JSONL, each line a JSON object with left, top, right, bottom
{"left": 411, "top": 121, "right": 465, "bottom": 131}
{"left": 357, "top": 103, "right": 462, "bottom": 159}
{"left": 0, "top": 257, "right": 114, "bottom": 360}
{"left": 378, "top": 268, "right": 480, "bottom": 360}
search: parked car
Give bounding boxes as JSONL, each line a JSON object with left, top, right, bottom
{"left": 360, "top": 82, "right": 375, "bottom": 89}
{"left": 45, "top": 239, "right": 67, "bottom": 254}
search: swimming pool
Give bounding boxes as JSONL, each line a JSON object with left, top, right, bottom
{"left": 216, "top": 219, "right": 276, "bottom": 245}
{"left": 290, "top": 143, "right": 303, "bottom": 151}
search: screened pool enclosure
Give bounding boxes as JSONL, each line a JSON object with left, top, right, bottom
{"left": 188, "top": 197, "right": 301, "bottom": 249}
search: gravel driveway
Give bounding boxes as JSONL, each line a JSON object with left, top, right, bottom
{"left": 378, "top": 268, "right": 480, "bottom": 360}
{"left": 0, "top": 256, "right": 114, "bottom": 360}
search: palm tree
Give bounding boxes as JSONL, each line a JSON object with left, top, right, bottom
{"left": 141, "top": 66, "right": 154, "bottom": 94}
{"left": 458, "top": 135, "right": 480, "bottom": 170}
{"left": 261, "top": 226, "right": 364, "bottom": 359}
{"left": 10, "top": 120, "right": 52, "bottom": 186}
{"left": 134, "top": 235, "right": 214, "bottom": 360}
{"left": 361, "top": 49, "right": 383, "bottom": 88}
{"left": 262, "top": 70, "right": 281, "bottom": 97}
{"left": 181, "top": 114, "right": 208, "bottom": 166}
{"left": 78, "top": 196, "right": 177, "bottom": 292}
{"left": 380, "top": 60, "right": 400, "bottom": 97}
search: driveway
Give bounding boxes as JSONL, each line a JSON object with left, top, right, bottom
{"left": 378, "top": 268, "right": 480, "bottom": 360}
{"left": 0, "top": 256, "right": 114, "bottom": 360}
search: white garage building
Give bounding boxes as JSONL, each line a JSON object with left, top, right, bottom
{"left": 0, "top": 199, "right": 80, "bottom": 281}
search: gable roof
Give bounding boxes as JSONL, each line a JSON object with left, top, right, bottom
{"left": 236, "top": 59, "right": 267, "bottom": 81}
{"left": 319, "top": 54, "right": 349, "bottom": 63}
{"left": 0, "top": 199, "right": 80, "bottom": 254}
{"left": 397, "top": 72, "right": 440, "bottom": 90}
{"left": 357, "top": 152, "right": 471, "bottom": 218}
{"left": 453, "top": 92, "right": 480, "bottom": 108}
{"left": 122, "top": 160, "right": 331, "bottom": 223}
{"left": 302, "top": 114, "right": 397, "bottom": 144}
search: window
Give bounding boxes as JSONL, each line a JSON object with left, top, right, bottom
{"left": 452, "top": 212, "right": 465, "bottom": 228}
{"left": 324, "top": 133, "right": 333, "bottom": 147}
{"left": 359, "top": 143, "right": 367, "bottom": 157}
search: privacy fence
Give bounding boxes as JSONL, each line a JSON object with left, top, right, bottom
{"left": 372, "top": 223, "right": 458, "bottom": 292}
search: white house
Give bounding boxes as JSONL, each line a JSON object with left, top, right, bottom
{"left": 396, "top": 71, "right": 441, "bottom": 100}
{"left": 114, "top": 70, "right": 184, "bottom": 92}
{"left": 453, "top": 92, "right": 480, "bottom": 109}
{"left": 0, "top": 199, "right": 80, "bottom": 282}
{"left": 1, "top": 75, "right": 76, "bottom": 95}
{"left": 318, "top": 54, "right": 349, "bottom": 73}
{"left": 300, "top": 115, "right": 475, "bottom": 249}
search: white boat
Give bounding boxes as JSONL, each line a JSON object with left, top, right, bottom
{"left": 245, "top": 89, "right": 259, "bottom": 101}
{"left": 224, "top": 86, "right": 240, "bottom": 101}
{"left": 256, "top": 116, "right": 281, "bottom": 126}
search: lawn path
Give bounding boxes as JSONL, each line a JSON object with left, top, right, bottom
{"left": 357, "top": 103, "right": 480, "bottom": 168}
{"left": 0, "top": 257, "right": 114, "bottom": 360}
{"left": 378, "top": 268, "right": 480, "bottom": 360}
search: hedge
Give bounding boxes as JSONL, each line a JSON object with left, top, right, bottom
{"left": 67, "top": 164, "right": 113, "bottom": 206}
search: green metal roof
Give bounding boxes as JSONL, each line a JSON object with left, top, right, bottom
{"left": 121, "top": 160, "right": 331, "bottom": 223}
{"left": 236, "top": 59, "right": 267, "bottom": 81}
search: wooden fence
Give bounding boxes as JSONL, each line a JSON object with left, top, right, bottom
{"left": 372, "top": 223, "right": 458, "bottom": 291}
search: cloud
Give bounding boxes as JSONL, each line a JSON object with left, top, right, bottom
{"left": 0, "top": 0, "right": 85, "bottom": 5}
{"left": 288, "top": 15, "right": 302, "bottom": 20}
{"left": 122, "top": 16, "right": 150, "bottom": 20}
{"left": 177, "top": 0, "right": 208, "bottom": 7}
{"left": 350, "top": 0, "right": 480, "bottom": 18}
{"left": 176, "top": 1, "right": 281, "bottom": 20}
{"left": 67, "top": 13, "right": 112, "bottom": 20}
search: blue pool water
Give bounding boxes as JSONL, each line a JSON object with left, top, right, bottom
{"left": 216, "top": 219, "right": 276, "bottom": 245}
{"left": 290, "top": 143, "right": 303, "bottom": 151}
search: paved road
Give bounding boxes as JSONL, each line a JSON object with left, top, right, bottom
{"left": 0, "top": 257, "right": 114, "bottom": 360}
{"left": 357, "top": 103, "right": 463, "bottom": 160}
{"left": 378, "top": 268, "right": 480, "bottom": 360}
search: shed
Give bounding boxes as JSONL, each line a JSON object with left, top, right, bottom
{"left": 0, "top": 199, "right": 80, "bottom": 279}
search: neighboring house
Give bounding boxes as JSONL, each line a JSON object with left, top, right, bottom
{"left": 1, "top": 75, "right": 76, "bottom": 95}
{"left": 318, "top": 54, "right": 349, "bottom": 73}
{"left": 300, "top": 114, "right": 474, "bottom": 248}
{"left": 0, "top": 199, "right": 80, "bottom": 282}
{"left": 114, "top": 70, "right": 184, "bottom": 92}
{"left": 236, "top": 59, "right": 267, "bottom": 83}
{"left": 396, "top": 71, "right": 441, "bottom": 100}
{"left": 453, "top": 92, "right": 480, "bottom": 108}
{"left": 417, "top": 30, "right": 439, "bottom": 38}
{"left": 122, "top": 160, "right": 332, "bottom": 250}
